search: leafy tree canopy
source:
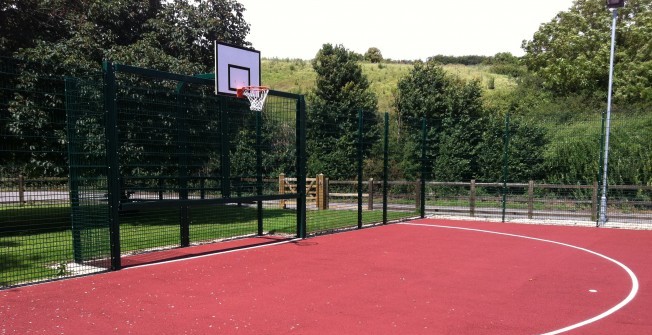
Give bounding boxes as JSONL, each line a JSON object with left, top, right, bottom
{"left": 522, "top": 0, "right": 652, "bottom": 103}
{"left": 427, "top": 55, "right": 491, "bottom": 66}
{"left": 395, "top": 60, "right": 485, "bottom": 131}
{"left": 364, "top": 47, "right": 383, "bottom": 63}
{"left": 1, "top": 0, "right": 250, "bottom": 73}
{"left": 394, "top": 59, "right": 489, "bottom": 181}
{"left": 307, "top": 43, "right": 379, "bottom": 179}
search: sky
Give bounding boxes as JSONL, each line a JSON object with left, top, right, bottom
{"left": 237, "top": 0, "right": 575, "bottom": 60}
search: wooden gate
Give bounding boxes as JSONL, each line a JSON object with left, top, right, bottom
{"left": 279, "top": 174, "right": 328, "bottom": 209}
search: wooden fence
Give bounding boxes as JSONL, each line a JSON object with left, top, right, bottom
{"left": 318, "top": 178, "right": 652, "bottom": 222}
{"left": 3, "top": 175, "right": 651, "bottom": 223}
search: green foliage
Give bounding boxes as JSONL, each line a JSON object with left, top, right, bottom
{"left": 262, "top": 58, "right": 316, "bottom": 95}
{"left": 307, "top": 44, "right": 380, "bottom": 179}
{"left": 487, "top": 76, "right": 496, "bottom": 90}
{"left": 6, "top": 0, "right": 250, "bottom": 73}
{"left": 1, "top": 0, "right": 251, "bottom": 176}
{"left": 428, "top": 55, "right": 491, "bottom": 66}
{"left": 364, "top": 47, "right": 383, "bottom": 63}
{"left": 608, "top": 114, "right": 652, "bottom": 186}
{"left": 522, "top": 0, "right": 652, "bottom": 104}
{"left": 476, "top": 115, "right": 548, "bottom": 182}
{"left": 488, "top": 52, "right": 527, "bottom": 78}
{"left": 543, "top": 116, "right": 603, "bottom": 184}
{"left": 395, "top": 60, "right": 485, "bottom": 131}
{"left": 395, "top": 60, "right": 489, "bottom": 181}
{"left": 261, "top": 58, "right": 516, "bottom": 114}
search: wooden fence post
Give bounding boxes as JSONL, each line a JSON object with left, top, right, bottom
{"left": 469, "top": 179, "right": 476, "bottom": 217}
{"left": 317, "top": 174, "right": 328, "bottom": 210}
{"left": 158, "top": 177, "right": 164, "bottom": 200}
{"left": 591, "top": 180, "right": 598, "bottom": 221}
{"left": 368, "top": 178, "right": 374, "bottom": 210}
{"left": 528, "top": 180, "right": 534, "bottom": 219}
{"left": 18, "top": 174, "right": 25, "bottom": 206}
{"left": 324, "top": 177, "right": 329, "bottom": 209}
{"left": 279, "top": 173, "right": 286, "bottom": 209}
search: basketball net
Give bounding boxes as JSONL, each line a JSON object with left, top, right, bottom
{"left": 237, "top": 86, "right": 269, "bottom": 111}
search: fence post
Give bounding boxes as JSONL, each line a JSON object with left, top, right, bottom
{"left": 528, "top": 180, "right": 534, "bottom": 219}
{"left": 18, "top": 174, "right": 25, "bottom": 206}
{"left": 383, "top": 113, "right": 389, "bottom": 224}
{"left": 103, "top": 60, "right": 121, "bottom": 270}
{"left": 220, "top": 105, "right": 231, "bottom": 199}
{"left": 158, "top": 177, "right": 164, "bottom": 200}
{"left": 596, "top": 110, "right": 607, "bottom": 226}
{"left": 501, "top": 113, "right": 511, "bottom": 222}
{"left": 296, "top": 96, "right": 307, "bottom": 238}
{"left": 324, "top": 177, "right": 329, "bottom": 209}
{"left": 368, "top": 178, "right": 374, "bottom": 210}
{"left": 420, "top": 118, "right": 427, "bottom": 218}
{"left": 469, "top": 179, "right": 476, "bottom": 217}
{"left": 279, "top": 173, "right": 286, "bottom": 209}
{"left": 256, "top": 110, "right": 263, "bottom": 236}
{"left": 176, "top": 81, "right": 190, "bottom": 248}
{"left": 591, "top": 180, "right": 599, "bottom": 222}
{"left": 317, "top": 174, "right": 326, "bottom": 210}
{"left": 199, "top": 177, "right": 205, "bottom": 200}
{"left": 415, "top": 181, "right": 421, "bottom": 212}
{"left": 357, "top": 109, "right": 364, "bottom": 229}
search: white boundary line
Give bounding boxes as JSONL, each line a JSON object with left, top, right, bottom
{"left": 125, "top": 238, "right": 301, "bottom": 269}
{"left": 399, "top": 222, "right": 639, "bottom": 335}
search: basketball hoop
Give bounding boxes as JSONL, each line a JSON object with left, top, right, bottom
{"left": 236, "top": 86, "right": 269, "bottom": 111}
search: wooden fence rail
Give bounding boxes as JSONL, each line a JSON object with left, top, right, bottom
{"left": 322, "top": 178, "right": 652, "bottom": 222}
{"left": 3, "top": 175, "right": 651, "bottom": 223}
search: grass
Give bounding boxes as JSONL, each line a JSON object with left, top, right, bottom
{"left": 0, "top": 203, "right": 415, "bottom": 287}
{"left": 261, "top": 58, "right": 517, "bottom": 113}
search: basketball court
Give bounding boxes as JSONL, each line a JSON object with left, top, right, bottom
{"left": 3, "top": 42, "right": 652, "bottom": 334}
{"left": 2, "top": 218, "right": 652, "bottom": 334}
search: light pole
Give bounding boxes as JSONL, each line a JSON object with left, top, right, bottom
{"left": 599, "top": 0, "right": 625, "bottom": 227}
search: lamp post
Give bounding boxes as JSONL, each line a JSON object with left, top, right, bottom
{"left": 599, "top": 0, "right": 625, "bottom": 227}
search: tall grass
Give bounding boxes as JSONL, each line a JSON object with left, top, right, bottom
{"left": 261, "top": 59, "right": 517, "bottom": 113}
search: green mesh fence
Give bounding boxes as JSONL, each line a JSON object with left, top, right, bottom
{"left": 66, "top": 76, "right": 111, "bottom": 267}
{"left": 304, "top": 110, "right": 419, "bottom": 236}
{"left": 94, "top": 63, "right": 304, "bottom": 268}
{"left": 1, "top": 58, "right": 106, "bottom": 287}
{"left": 2, "top": 57, "right": 651, "bottom": 288}
{"left": 416, "top": 111, "right": 651, "bottom": 227}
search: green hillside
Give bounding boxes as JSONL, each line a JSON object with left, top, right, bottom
{"left": 261, "top": 58, "right": 516, "bottom": 113}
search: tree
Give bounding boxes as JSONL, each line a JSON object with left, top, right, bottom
{"left": 489, "top": 52, "right": 526, "bottom": 78}
{"left": 1, "top": 0, "right": 251, "bottom": 176}
{"left": 522, "top": 0, "right": 652, "bottom": 103}
{"left": 476, "top": 115, "right": 548, "bottom": 183}
{"left": 394, "top": 60, "right": 487, "bottom": 181}
{"left": 0, "top": 0, "right": 79, "bottom": 55}
{"left": 307, "top": 44, "right": 379, "bottom": 179}
{"left": 364, "top": 47, "right": 383, "bottom": 63}
{"left": 144, "top": 0, "right": 250, "bottom": 70}
{"left": 6, "top": 0, "right": 250, "bottom": 72}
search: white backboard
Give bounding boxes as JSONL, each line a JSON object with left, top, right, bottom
{"left": 215, "top": 42, "right": 261, "bottom": 95}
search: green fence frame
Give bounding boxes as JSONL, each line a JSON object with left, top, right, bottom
{"left": 3, "top": 56, "right": 651, "bottom": 288}
{"left": 67, "top": 62, "right": 307, "bottom": 270}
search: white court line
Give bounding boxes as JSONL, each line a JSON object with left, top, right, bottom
{"left": 125, "top": 238, "right": 300, "bottom": 269}
{"left": 399, "top": 222, "right": 639, "bottom": 335}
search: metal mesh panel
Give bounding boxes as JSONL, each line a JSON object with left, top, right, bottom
{"left": 304, "top": 106, "right": 363, "bottom": 233}
{"left": 108, "top": 68, "right": 302, "bottom": 262}
{"left": 1, "top": 58, "right": 107, "bottom": 287}
{"left": 66, "top": 76, "right": 111, "bottom": 266}
{"left": 603, "top": 112, "right": 652, "bottom": 226}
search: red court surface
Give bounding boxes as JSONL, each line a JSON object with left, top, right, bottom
{"left": 2, "top": 219, "right": 652, "bottom": 334}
